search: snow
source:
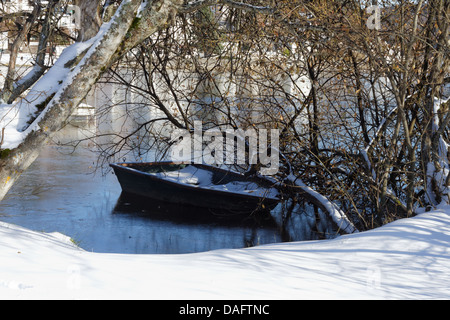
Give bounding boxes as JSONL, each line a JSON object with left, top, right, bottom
{"left": 144, "top": 164, "right": 279, "bottom": 199}
{"left": 1, "top": 204, "right": 449, "bottom": 299}
{"left": 0, "top": 40, "right": 97, "bottom": 150}
{"left": 287, "top": 174, "right": 358, "bottom": 234}
{"left": 137, "top": 0, "right": 148, "bottom": 17}
{"left": 426, "top": 97, "right": 450, "bottom": 206}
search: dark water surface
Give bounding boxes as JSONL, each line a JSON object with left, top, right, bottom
{"left": 0, "top": 130, "right": 283, "bottom": 254}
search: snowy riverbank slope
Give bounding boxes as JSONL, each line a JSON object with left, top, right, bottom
{"left": 1, "top": 205, "right": 450, "bottom": 300}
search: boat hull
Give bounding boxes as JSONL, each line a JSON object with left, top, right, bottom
{"left": 110, "top": 162, "right": 279, "bottom": 214}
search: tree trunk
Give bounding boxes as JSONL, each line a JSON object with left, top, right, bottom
{"left": 7, "top": 0, "right": 61, "bottom": 103}
{"left": 73, "top": 0, "right": 103, "bottom": 42}
{"left": 0, "top": 5, "right": 41, "bottom": 103}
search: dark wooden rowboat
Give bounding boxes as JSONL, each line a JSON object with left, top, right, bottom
{"left": 110, "top": 162, "right": 280, "bottom": 214}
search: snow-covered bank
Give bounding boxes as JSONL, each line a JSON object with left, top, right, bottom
{"left": 1, "top": 205, "right": 450, "bottom": 300}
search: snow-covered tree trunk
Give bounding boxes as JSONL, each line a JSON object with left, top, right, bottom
{"left": 421, "top": 10, "right": 450, "bottom": 207}
{"left": 0, "top": 0, "right": 183, "bottom": 201}
{"left": 7, "top": 0, "right": 58, "bottom": 104}
{"left": 424, "top": 97, "right": 450, "bottom": 207}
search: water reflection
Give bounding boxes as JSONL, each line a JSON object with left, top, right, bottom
{"left": 112, "top": 193, "right": 280, "bottom": 253}
{"left": 0, "top": 124, "right": 283, "bottom": 254}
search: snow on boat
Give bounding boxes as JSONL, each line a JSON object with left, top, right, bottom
{"left": 110, "top": 162, "right": 280, "bottom": 214}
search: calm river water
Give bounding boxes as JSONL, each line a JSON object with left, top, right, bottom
{"left": 0, "top": 122, "right": 286, "bottom": 254}
{"left": 0, "top": 75, "right": 327, "bottom": 254}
